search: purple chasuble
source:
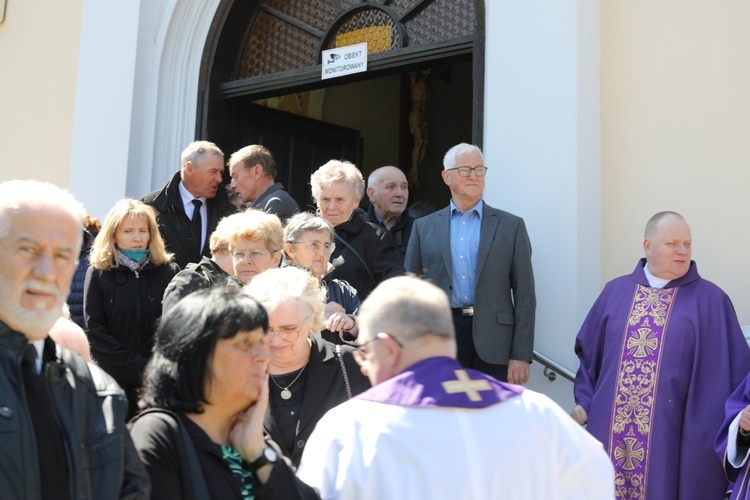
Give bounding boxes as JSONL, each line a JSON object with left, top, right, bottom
{"left": 716, "top": 372, "right": 750, "bottom": 499}
{"left": 357, "top": 356, "right": 523, "bottom": 409}
{"left": 574, "top": 259, "right": 750, "bottom": 500}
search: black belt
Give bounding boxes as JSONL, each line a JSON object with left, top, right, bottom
{"left": 452, "top": 306, "right": 474, "bottom": 317}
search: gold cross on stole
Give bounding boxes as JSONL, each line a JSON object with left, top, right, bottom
{"left": 442, "top": 370, "right": 492, "bottom": 401}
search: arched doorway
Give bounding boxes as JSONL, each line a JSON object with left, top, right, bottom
{"left": 199, "top": 0, "right": 484, "bottom": 210}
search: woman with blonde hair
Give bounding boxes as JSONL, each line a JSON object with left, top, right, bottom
{"left": 84, "top": 198, "right": 179, "bottom": 418}
{"left": 227, "top": 208, "right": 284, "bottom": 285}
{"left": 244, "top": 266, "right": 369, "bottom": 466}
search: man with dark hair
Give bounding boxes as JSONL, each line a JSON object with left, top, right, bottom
{"left": 573, "top": 211, "right": 750, "bottom": 499}
{"left": 142, "top": 140, "right": 237, "bottom": 268}
{"left": 229, "top": 144, "right": 300, "bottom": 223}
{"left": 0, "top": 179, "right": 150, "bottom": 499}
{"left": 297, "top": 276, "right": 613, "bottom": 498}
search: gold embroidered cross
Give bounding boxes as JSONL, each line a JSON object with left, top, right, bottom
{"left": 614, "top": 437, "right": 645, "bottom": 471}
{"left": 627, "top": 328, "right": 658, "bottom": 358}
{"left": 442, "top": 370, "right": 492, "bottom": 402}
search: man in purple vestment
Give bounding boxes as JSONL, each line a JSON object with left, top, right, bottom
{"left": 573, "top": 211, "right": 750, "bottom": 500}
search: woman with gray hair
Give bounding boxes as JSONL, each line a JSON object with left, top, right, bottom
{"left": 283, "top": 212, "right": 359, "bottom": 344}
{"left": 310, "top": 160, "right": 403, "bottom": 299}
{"left": 244, "top": 266, "right": 369, "bottom": 466}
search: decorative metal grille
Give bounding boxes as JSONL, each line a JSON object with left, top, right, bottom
{"left": 326, "top": 10, "right": 400, "bottom": 54}
{"left": 406, "top": 0, "right": 475, "bottom": 46}
{"left": 238, "top": 0, "right": 475, "bottom": 79}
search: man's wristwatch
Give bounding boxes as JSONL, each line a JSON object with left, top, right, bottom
{"left": 249, "top": 447, "right": 278, "bottom": 470}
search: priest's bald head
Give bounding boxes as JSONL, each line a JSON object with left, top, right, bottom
{"left": 355, "top": 275, "right": 456, "bottom": 385}
{"left": 643, "top": 211, "right": 692, "bottom": 281}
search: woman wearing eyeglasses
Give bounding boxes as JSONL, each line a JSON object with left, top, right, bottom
{"left": 283, "top": 212, "right": 360, "bottom": 344}
{"left": 244, "top": 266, "right": 369, "bottom": 466}
{"left": 129, "top": 287, "right": 318, "bottom": 499}
{"left": 310, "top": 160, "right": 404, "bottom": 300}
{"left": 227, "top": 209, "right": 284, "bottom": 285}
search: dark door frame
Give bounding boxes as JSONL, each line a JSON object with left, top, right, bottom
{"left": 197, "top": 0, "right": 485, "bottom": 148}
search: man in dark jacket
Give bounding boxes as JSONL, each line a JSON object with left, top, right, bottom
{"left": 0, "top": 179, "right": 150, "bottom": 500}
{"left": 66, "top": 215, "right": 100, "bottom": 328}
{"left": 229, "top": 144, "right": 300, "bottom": 223}
{"left": 363, "top": 166, "right": 414, "bottom": 266}
{"left": 141, "top": 141, "right": 237, "bottom": 269}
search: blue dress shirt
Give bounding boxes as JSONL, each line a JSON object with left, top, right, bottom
{"left": 449, "top": 199, "right": 483, "bottom": 307}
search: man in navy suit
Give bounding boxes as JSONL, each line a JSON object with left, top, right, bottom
{"left": 404, "top": 143, "right": 536, "bottom": 384}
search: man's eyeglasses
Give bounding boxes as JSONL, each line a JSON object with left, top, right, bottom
{"left": 352, "top": 332, "right": 405, "bottom": 365}
{"left": 445, "top": 166, "right": 488, "bottom": 177}
{"left": 265, "top": 325, "right": 305, "bottom": 343}
{"left": 293, "top": 240, "right": 335, "bottom": 253}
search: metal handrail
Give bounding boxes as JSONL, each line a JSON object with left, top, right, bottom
{"left": 533, "top": 350, "right": 576, "bottom": 383}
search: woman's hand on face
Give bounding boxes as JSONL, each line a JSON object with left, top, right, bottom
{"left": 230, "top": 372, "right": 269, "bottom": 462}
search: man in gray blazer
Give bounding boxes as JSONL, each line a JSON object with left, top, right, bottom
{"left": 404, "top": 143, "right": 536, "bottom": 384}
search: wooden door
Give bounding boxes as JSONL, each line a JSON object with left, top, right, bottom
{"left": 234, "top": 103, "right": 362, "bottom": 211}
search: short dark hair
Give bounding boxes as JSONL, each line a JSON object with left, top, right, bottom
{"left": 141, "top": 287, "right": 268, "bottom": 413}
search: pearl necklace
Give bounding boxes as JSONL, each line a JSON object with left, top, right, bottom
{"left": 269, "top": 365, "right": 307, "bottom": 400}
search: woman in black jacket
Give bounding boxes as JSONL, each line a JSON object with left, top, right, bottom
{"left": 129, "top": 288, "right": 318, "bottom": 499}
{"left": 244, "top": 266, "right": 369, "bottom": 467}
{"left": 310, "top": 160, "right": 404, "bottom": 300}
{"left": 84, "top": 198, "right": 179, "bottom": 418}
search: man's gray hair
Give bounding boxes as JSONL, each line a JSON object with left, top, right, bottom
{"left": 311, "top": 160, "right": 365, "bottom": 201}
{"left": 0, "top": 180, "right": 86, "bottom": 239}
{"left": 443, "top": 143, "right": 483, "bottom": 170}
{"left": 180, "top": 140, "right": 224, "bottom": 170}
{"left": 359, "top": 275, "right": 455, "bottom": 342}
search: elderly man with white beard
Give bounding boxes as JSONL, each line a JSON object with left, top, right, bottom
{"left": 0, "top": 180, "right": 149, "bottom": 500}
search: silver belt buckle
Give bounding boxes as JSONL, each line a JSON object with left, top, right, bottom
{"left": 461, "top": 306, "right": 474, "bottom": 317}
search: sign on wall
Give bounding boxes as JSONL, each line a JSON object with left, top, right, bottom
{"left": 321, "top": 42, "right": 368, "bottom": 80}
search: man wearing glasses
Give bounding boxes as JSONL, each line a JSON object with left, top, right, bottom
{"left": 296, "top": 276, "right": 613, "bottom": 499}
{"left": 405, "top": 143, "right": 536, "bottom": 384}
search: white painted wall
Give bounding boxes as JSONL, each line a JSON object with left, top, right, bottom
{"left": 68, "top": 0, "right": 218, "bottom": 220}
{"left": 484, "top": 0, "right": 601, "bottom": 390}
{"left": 67, "top": 0, "right": 141, "bottom": 219}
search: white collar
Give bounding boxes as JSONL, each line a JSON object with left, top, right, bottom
{"left": 643, "top": 262, "right": 670, "bottom": 289}
{"left": 178, "top": 181, "right": 206, "bottom": 207}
